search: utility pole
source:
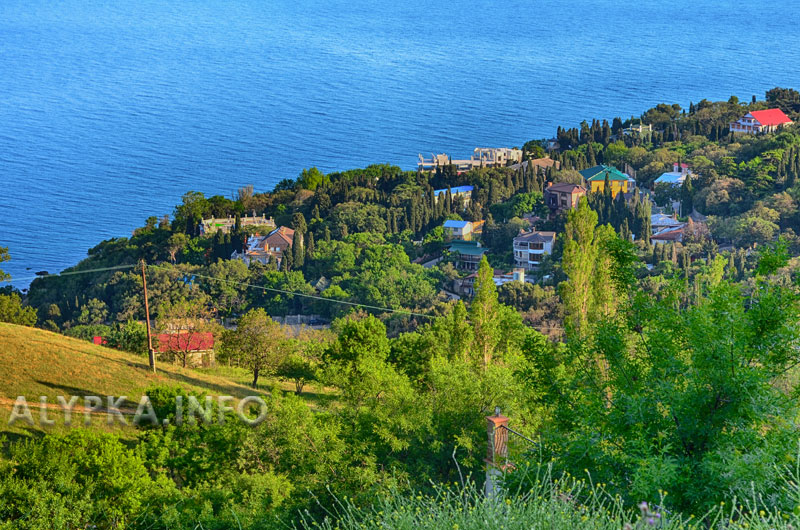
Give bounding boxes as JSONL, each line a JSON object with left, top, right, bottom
{"left": 141, "top": 260, "right": 156, "bottom": 373}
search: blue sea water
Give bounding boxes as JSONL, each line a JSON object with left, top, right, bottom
{"left": 2, "top": 0, "right": 799, "bottom": 288}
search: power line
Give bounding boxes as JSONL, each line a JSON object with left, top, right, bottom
{"left": 146, "top": 264, "right": 565, "bottom": 331}
{"left": 147, "top": 264, "right": 436, "bottom": 319}
{"left": 4, "top": 263, "right": 138, "bottom": 284}
{"left": 4, "top": 260, "right": 564, "bottom": 331}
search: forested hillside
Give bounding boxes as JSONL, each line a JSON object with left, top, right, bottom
{"left": 3, "top": 89, "right": 800, "bottom": 528}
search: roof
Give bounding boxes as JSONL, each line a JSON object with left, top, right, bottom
{"left": 434, "top": 185, "right": 474, "bottom": 197}
{"left": 546, "top": 183, "right": 586, "bottom": 194}
{"left": 580, "top": 165, "right": 629, "bottom": 182}
{"left": 514, "top": 231, "right": 556, "bottom": 244}
{"left": 749, "top": 108, "right": 792, "bottom": 126}
{"left": 265, "top": 226, "right": 295, "bottom": 246}
{"left": 443, "top": 220, "right": 470, "bottom": 229}
{"left": 448, "top": 241, "right": 487, "bottom": 256}
{"left": 654, "top": 172, "right": 687, "bottom": 185}
{"left": 651, "top": 213, "right": 680, "bottom": 226}
{"left": 651, "top": 225, "right": 685, "bottom": 241}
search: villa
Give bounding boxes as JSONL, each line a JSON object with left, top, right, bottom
{"left": 544, "top": 182, "right": 586, "bottom": 216}
{"left": 513, "top": 230, "right": 556, "bottom": 270}
{"left": 580, "top": 165, "right": 632, "bottom": 197}
{"left": 443, "top": 219, "right": 483, "bottom": 241}
{"left": 447, "top": 240, "right": 486, "bottom": 270}
{"left": 200, "top": 213, "right": 275, "bottom": 235}
{"left": 419, "top": 147, "right": 522, "bottom": 172}
{"left": 655, "top": 163, "right": 692, "bottom": 187}
{"left": 730, "top": 109, "right": 793, "bottom": 134}
{"left": 231, "top": 226, "right": 296, "bottom": 267}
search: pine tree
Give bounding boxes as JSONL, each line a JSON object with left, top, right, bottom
{"left": 324, "top": 225, "right": 331, "bottom": 242}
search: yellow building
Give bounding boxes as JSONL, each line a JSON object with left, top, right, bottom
{"left": 580, "top": 165, "right": 632, "bottom": 197}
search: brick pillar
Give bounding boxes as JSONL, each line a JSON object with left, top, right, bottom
{"left": 485, "top": 407, "right": 509, "bottom": 499}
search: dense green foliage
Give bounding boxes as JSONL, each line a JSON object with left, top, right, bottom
{"left": 7, "top": 89, "right": 800, "bottom": 528}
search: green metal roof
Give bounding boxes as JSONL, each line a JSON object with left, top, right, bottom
{"left": 579, "top": 165, "right": 629, "bottom": 182}
{"left": 448, "top": 241, "right": 487, "bottom": 256}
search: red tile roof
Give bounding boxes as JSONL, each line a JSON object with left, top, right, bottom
{"left": 750, "top": 108, "right": 793, "bottom": 127}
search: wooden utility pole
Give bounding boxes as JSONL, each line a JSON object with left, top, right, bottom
{"left": 141, "top": 260, "right": 156, "bottom": 373}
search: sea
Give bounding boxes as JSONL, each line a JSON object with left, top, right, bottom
{"left": 2, "top": 0, "right": 800, "bottom": 288}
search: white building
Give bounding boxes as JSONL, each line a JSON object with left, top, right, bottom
{"left": 730, "top": 109, "right": 793, "bottom": 134}
{"left": 513, "top": 231, "right": 556, "bottom": 270}
{"left": 655, "top": 163, "right": 692, "bottom": 187}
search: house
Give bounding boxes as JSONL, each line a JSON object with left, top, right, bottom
{"left": 433, "top": 185, "right": 474, "bottom": 206}
{"left": 580, "top": 165, "right": 631, "bottom": 197}
{"left": 730, "top": 109, "right": 793, "bottom": 134}
{"left": 419, "top": 148, "right": 522, "bottom": 172}
{"left": 231, "top": 226, "right": 296, "bottom": 267}
{"left": 655, "top": 163, "right": 692, "bottom": 187}
{"left": 651, "top": 213, "right": 683, "bottom": 234}
{"left": 513, "top": 230, "right": 556, "bottom": 270}
{"left": 651, "top": 224, "right": 685, "bottom": 244}
{"left": 157, "top": 332, "right": 215, "bottom": 368}
{"left": 544, "top": 182, "right": 586, "bottom": 215}
{"left": 200, "top": 213, "right": 275, "bottom": 235}
{"left": 455, "top": 268, "right": 526, "bottom": 297}
{"left": 622, "top": 123, "right": 653, "bottom": 139}
{"left": 443, "top": 219, "right": 475, "bottom": 241}
{"left": 447, "top": 240, "right": 486, "bottom": 270}
{"left": 509, "top": 157, "right": 561, "bottom": 173}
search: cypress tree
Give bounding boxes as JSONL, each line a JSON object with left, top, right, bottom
{"left": 587, "top": 143, "right": 597, "bottom": 167}
{"left": 305, "top": 232, "right": 315, "bottom": 261}
{"left": 292, "top": 231, "right": 304, "bottom": 269}
{"left": 282, "top": 245, "right": 293, "bottom": 272}
{"left": 681, "top": 176, "right": 694, "bottom": 216}
{"left": 324, "top": 225, "right": 331, "bottom": 242}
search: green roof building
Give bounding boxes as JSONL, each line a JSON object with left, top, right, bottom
{"left": 579, "top": 165, "right": 632, "bottom": 197}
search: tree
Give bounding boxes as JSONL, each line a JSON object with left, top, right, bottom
{"left": 292, "top": 212, "right": 308, "bottom": 235}
{"left": 292, "top": 230, "right": 304, "bottom": 269}
{"left": 560, "top": 198, "right": 600, "bottom": 335}
{"left": 470, "top": 256, "right": 500, "bottom": 369}
{"left": 223, "top": 308, "right": 287, "bottom": 388}
{"left": 305, "top": 231, "right": 315, "bottom": 261}
{"left": 0, "top": 247, "right": 10, "bottom": 282}
{"left": 277, "top": 327, "right": 331, "bottom": 394}
{"left": 167, "top": 233, "right": 189, "bottom": 264}
{"left": 323, "top": 314, "right": 394, "bottom": 406}
{"left": 173, "top": 191, "right": 210, "bottom": 236}
{"left": 0, "top": 292, "right": 37, "bottom": 326}
{"left": 281, "top": 245, "right": 294, "bottom": 272}
{"left": 77, "top": 298, "right": 108, "bottom": 326}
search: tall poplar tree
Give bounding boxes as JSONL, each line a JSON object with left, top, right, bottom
{"left": 470, "top": 256, "right": 500, "bottom": 370}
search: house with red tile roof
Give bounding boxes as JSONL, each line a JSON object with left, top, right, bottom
{"left": 231, "top": 226, "right": 297, "bottom": 267}
{"left": 730, "top": 109, "right": 793, "bottom": 134}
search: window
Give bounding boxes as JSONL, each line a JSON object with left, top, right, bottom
{"left": 530, "top": 242, "right": 543, "bottom": 250}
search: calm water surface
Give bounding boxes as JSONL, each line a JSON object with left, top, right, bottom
{"left": 2, "top": 0, "right": 799, "bottom": 286}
